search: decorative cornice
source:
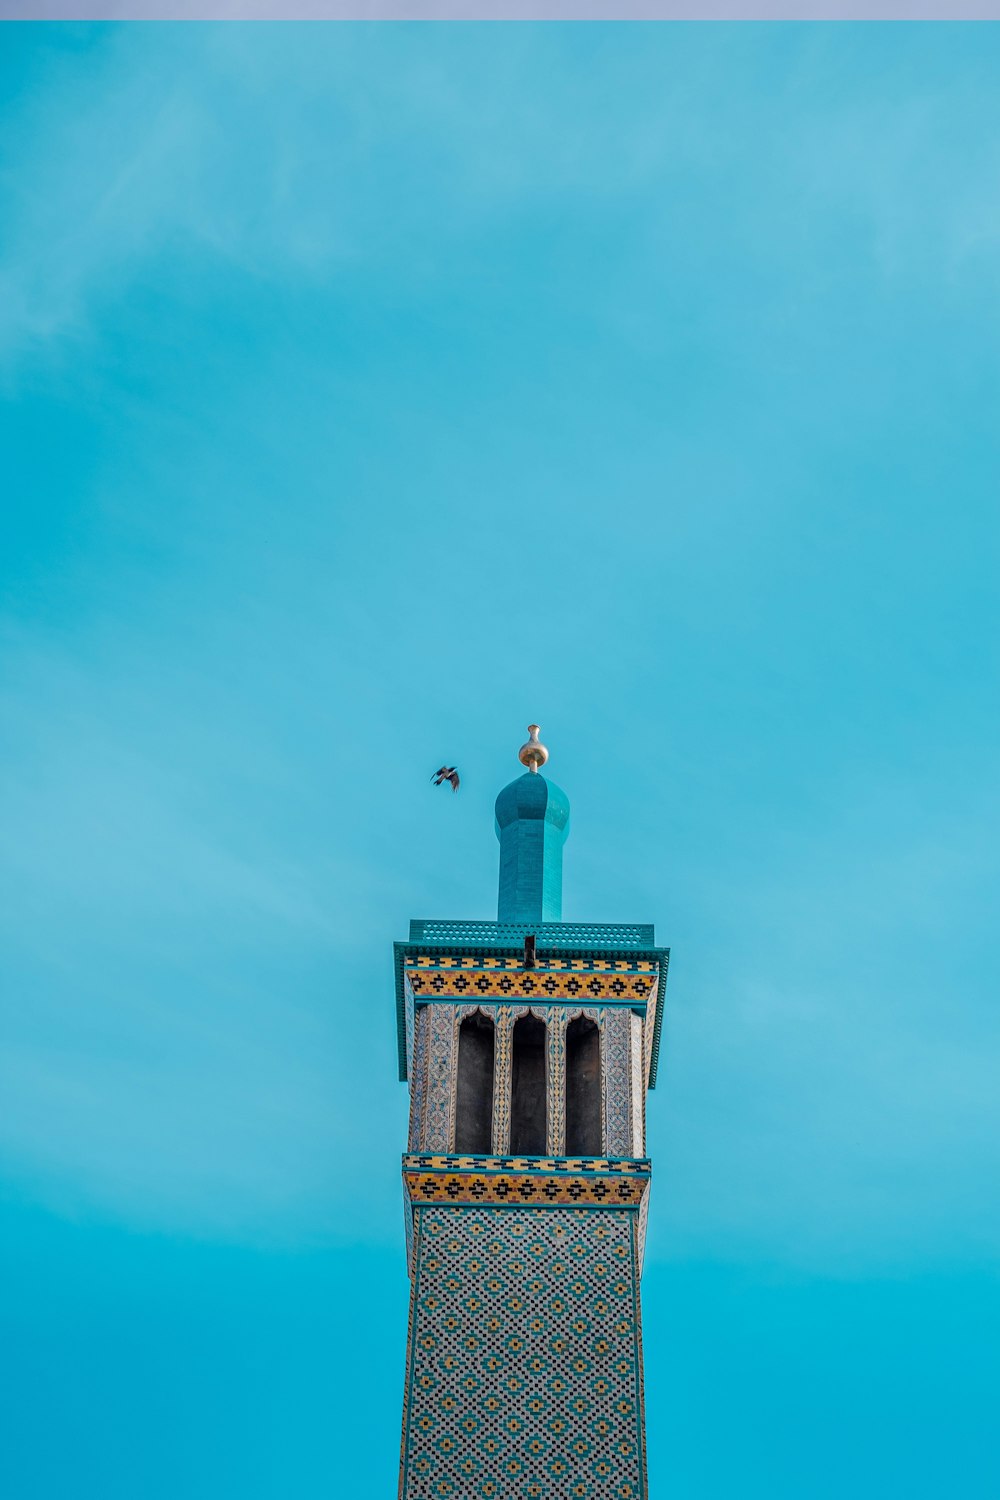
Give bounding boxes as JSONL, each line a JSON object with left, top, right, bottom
{"left": 402, "top": 1152, "right": 651, "bottom": 1210}
{"left": 394, "top": 933, "right": 670, "bottom": 1088}
{"left": 405, "top": 1153, "right": 650, "bottom": 1174}
{"left": 406, "top": 959, "right": 657, "bottom": 1005}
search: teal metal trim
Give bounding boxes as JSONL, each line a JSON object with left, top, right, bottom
{"left": 394, "top": 941, "right": 410, "bottom": 1081}
{"left": 394, "top": 927, "right": 670, "bottom": 1087}
{"left": 410, "top": 919, "right": 655, "bottom": 948}
{"left": 648, "top": 948, "right": 670, "bottom": 1091}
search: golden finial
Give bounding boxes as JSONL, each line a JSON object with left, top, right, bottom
{"left": 518, "top": 724, "right": 549, "bottom": 774}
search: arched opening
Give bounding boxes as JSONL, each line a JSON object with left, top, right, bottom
{"left": 510, "top": 1015, "right": 547, "bottom": 1156}
{"left": 455, "top": 1012, "right": 495, "bottom": 1154}
{"left": 565, "top": 1016, "right": 601, "bottom": 1156}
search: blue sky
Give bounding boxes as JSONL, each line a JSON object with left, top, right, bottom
{"left": 8, "top": 5, "right": 1000, "bottom": 19}
{"left": 1, "top": 22, "right": 998, "bottom": 1498}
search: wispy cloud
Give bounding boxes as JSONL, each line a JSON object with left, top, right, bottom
{"left": 3, "top": 22, "right": 999, "bottom": 376}
{"left": 2, "top": 25, "right": 998, "bottom": 1271}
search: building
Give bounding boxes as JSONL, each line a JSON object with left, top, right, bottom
{"left": 396, "top": 727, "right": 669, "bottom": 1499}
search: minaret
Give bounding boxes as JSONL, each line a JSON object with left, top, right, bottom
{"left": 396, "top": 728, "right": 668, "bottom": 1500}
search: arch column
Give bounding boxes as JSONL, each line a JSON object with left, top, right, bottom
{"left": 546, "top": 1010, "right": 567, "bottom": 1155}
{"left": 602, "top": 1007, "right": 632, "bottom": 1157}
{"left": 423, "top": 1003, "right": 459, "bottom": 1152}
{"left": 491, "top": 1005, "right": 519, "bottom": 1153}
{"left": 494, "top": 1005, "right": 556, "bottom": 1154}
{"left": 454, "top": 1006, "right": 496, "bottom": 1155}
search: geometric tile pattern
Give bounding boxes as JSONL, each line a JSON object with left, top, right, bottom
{"left": 400, "top": 1204, "right": 646, "bottom": 1500}
{"left": 402, "top": 1155, "right": 651, "bottom": 1210}
{"left": 408, "top": 955, "right": 658, "bottom": 974}
{"left": 406, "top": 957, "right": 657, "bottom": 1006}
{"left": 405, "top": 1155, "right": 652, "bottom": 1176}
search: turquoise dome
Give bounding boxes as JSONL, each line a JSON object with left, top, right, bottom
{"left": 494, "top": 772, "right": 570, "bottom": 924}
{"left": 494, "top": 772, "right": 571, "bottom": 837}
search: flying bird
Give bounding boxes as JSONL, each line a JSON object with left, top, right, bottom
{"left": 432, "top": 766, "right": 460, "bottom": 793}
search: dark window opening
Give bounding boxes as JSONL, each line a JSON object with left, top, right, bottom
{"left": 455, "top": 1012, "right": 495, "bottom": 1154}
{"left": 510, "top": 1015, "right": 547, "bottom": 1156}
{"left": 566, "top": 1016, "right": 601, "bottom": 1156}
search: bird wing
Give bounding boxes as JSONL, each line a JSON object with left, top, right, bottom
{"left": 449, "top": 770, "right": 460, "bottom": 792}
{"left": 432, "top": 767, "right": 448, "bottom": 782}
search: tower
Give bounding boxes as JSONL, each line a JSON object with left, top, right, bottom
{"left": 397, "top": 728, "right": 668, "bottom": 1500}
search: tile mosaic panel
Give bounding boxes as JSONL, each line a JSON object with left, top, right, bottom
{"left": 403, "top": 1162, "right": 649, "bottom": 1211}
{"left": 400, "top": 1204, "right": 646, "bottom": 1500}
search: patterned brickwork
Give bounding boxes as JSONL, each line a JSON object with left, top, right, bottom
{"left": 425, "top": 1005, "right": 458, "bottom": 1152}
{"left": 409, "top": 956, "right": 658, "bottom": 974}
{"left": 400, "top": 1204, "right": 646, "bottom": 1500}
{"left": 602, "top": 1009, "right": 633, "bottom": 1157}
{"left": 409, "top": 1007, "right": 430, "bottom": 1153}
